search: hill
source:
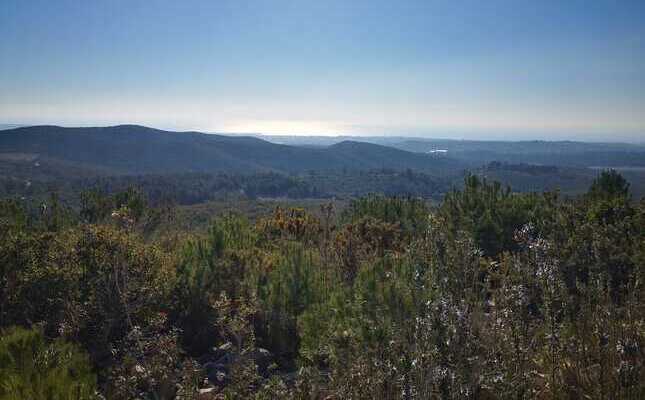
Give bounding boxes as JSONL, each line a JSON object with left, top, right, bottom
{"left": 0, "top": 125, "right": 461, "bottom": 175}
{"left": 259, "top": 135, "right": 645, "bottom": 168}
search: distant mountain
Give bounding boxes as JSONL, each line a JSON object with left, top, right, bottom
{"left": 0, "top": 125, "right": 462, "bottom": 176}
{"left": 259, "top": 135, "right": 645, "bottom": 168}
{"left": 0, "top": 124, "right": 23, "bottom": 130}
{"left": 390, "top": 139, "right": 645, "bottom": 167}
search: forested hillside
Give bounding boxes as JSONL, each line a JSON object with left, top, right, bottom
{"left": 261, "top": 135, "right": 645, "bottom": 167}
{"left": 1, "top": 170, "right": 643, "bottom": 399}
{"left": 3, "top": 125, "right": 645, "bottom": 201}
{"left": 0, "top": 125, "right": 460, "bottom": 174}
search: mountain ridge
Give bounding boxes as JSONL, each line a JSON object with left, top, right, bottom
{"left": 0, "top": 125, "right": 460, "bottom": 176}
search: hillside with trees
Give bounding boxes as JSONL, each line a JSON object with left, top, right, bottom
{"left": 0, "top": 126, "right": 462, "bottom": 175}
{"left": 3, "top": 126, "right": 645, "bottom": 203}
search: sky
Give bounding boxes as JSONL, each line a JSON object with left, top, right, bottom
{"left": 1, "top": 0, "right": 644, "bottom": 141}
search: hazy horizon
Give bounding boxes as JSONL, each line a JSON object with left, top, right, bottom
{"left": 2, "top": 1, "right": 644, "bottom": 142}
{"left": 3, "top": 122, "right": 645, "bottom": 145}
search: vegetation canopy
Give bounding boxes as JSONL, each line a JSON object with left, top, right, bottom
{"left": 0, "top": 170, "right": 643, "bottom": 399}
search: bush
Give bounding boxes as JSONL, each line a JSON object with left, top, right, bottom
{"left": 0, "top": 326, "right": 97, "bottom": 399}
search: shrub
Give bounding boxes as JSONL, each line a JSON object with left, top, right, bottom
{"left": 0, "top": 326, "right": 97, "bottom": 399}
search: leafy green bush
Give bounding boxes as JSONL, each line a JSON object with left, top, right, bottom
{"left": 0, "top": 326, "right": 97, "bottom": 399}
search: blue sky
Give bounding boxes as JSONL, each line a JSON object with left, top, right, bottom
{"left": 1, "top": 0, "right": 644, "bottom": 141}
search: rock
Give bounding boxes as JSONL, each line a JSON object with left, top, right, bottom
{"left": 211, "top": 342, "right": 233, "bottom": 360}
{"left": 197, "top": 386, "right": 219, "bottom": 400}
{"left": 214, "top": 371, "right": 227, "bottom": 384}
{"left": 204, "top": 362, "right": 229, "bottom": 386}
{"left": 198, "top": 342, "right": 234, "bottom": 364}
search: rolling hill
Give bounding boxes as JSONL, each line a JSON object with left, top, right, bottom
{"left": 259, "top": 135, "right": 645, "bottom": 168}
{"left": 0, "top": 125, "right": 462, "bottom": 176}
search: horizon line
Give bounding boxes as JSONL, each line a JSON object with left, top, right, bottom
{"left": 2, "top": 123, "right": 644, "bottom": 145}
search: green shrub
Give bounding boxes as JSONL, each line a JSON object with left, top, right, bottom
{"left": 0, "top": 326, "right": 97, "bottom": 399}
